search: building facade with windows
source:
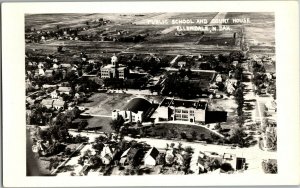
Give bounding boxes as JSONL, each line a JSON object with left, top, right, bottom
{"left": 100, "top": 55, "right": 128, "bottom": 79}
{"left": 156, "top": 98, "right": 207, "bottom": 123}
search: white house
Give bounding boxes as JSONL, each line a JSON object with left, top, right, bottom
{"left": 265, "top": 100, "right": 276, "bottom": 113}
{"left": 100, "top": 145, "right": 117, "bottom": 165}
{"left": 144, "top": 147, "right": 159, "bottom": 166}
{"left": 51, "top": 90, "right": 59, "bottom": 99}
{"left": 215, "top": 74, "right": 223, "bottom": 82}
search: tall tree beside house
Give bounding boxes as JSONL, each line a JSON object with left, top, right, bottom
{"left": 89, "top": 155, "right": 102, "bottom": 169}
{"left": 110, "top": 115, "right": 125, "bottom": 133}
{"left": 230, "top": 128, "right": 246, "bottom": 147}
{"left": 92, "top": 142, "right": 104, "bottom": 153}
{"left": 234, "top": 66, "right": 244, "bottom": 80}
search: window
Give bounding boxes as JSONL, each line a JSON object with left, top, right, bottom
{"left": 175, "top": 109, "right": 181, "bottom": 113}
{"left": 190, "top": 110, "right": 194, "bottom": 113}
{"left": 182, "top": 110, "right": 188, "bottom": 114}
{"left": 175, "top": 114, "right": 181, "bottom": 118}
{"left": 182, "top": 114, "right": 188, "bottom": 119}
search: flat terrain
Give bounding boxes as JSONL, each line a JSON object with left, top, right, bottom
{"left": 80, "top": 93, "right": 133, "bottom": 115}
{"left": 84, "top": 116, "right": 112, "bottom": 132}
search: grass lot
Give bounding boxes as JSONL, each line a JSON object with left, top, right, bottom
{"left": 81, "top": 93, "right": 133, "bottom": 115}
{"left": 85, "top": 117, "right": 113, "bottom": 132}
{"left": 209, "top": 98, "right": 237, "bottom": 115}
{"left": 148, "top": 123, "right": 223, "bottom": 141}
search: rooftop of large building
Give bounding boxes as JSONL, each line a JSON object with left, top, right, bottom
{"left": 102, "top": 64, "right": 126, "bottom": 70}
{"left": 160, "top": 98, "right": 207, "bottom": 110}
{"left": 122, "top": 97, "right": 152, "bottom": 113}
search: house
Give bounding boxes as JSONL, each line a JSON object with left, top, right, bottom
{"left": 51, "top": 90, "right": 59, "bottom": 99}
{"left": 53, "top": 63, "right": 59, "bottom": 69}
{"left": 191, "top": 152, "right": 222, "bottom": 174}
{"left": 224, "top": 79, "right": 236, "bottom": 94}
{"left": 177, "top": 61, "right": 186, "bottom": 68}
{"left": 155, "top": 98, "right": 207, "bottom": 123}
{"left": 215, "top": 74, "right": 223, "bottom": 82}
{"left": 58, "top": 86, "right": 72, "bottom": 95}
{"left": 42, "top": 84, "right": 57, "bottom": 89}
{"left": 112, "top": 98, "right": 153, "bottom": 123}
{"left": 232, "top": 61, "right": 238, "bottom": 67}
{"left": 44, "top": 69, "right": 54, "bottom": 78}
{"left": 60, "top": 63, "right": 72, "bottom": 69}
{"left": 222, "top": 153, "right": 245, "bottom": 171}
{"left": 144, "top": 147, "right": 159, "bottom": 166}
{"left": 228, "top": 70, "right": 235, "bottom": 78}
{"left": 222, "top": 153, "right": 238, "bottom": 171}
{"left": 265, "top": 100, "right": 277, "bottom": 113}
{"left": 100, "top": 144, "right": 118, "bottom": 165}
{"left": 119, "top": 147, "right": 142, "bottom": 166}
{"left": 41, "top": 99, "right": 66, "bottom": 110}
{"left": 38, "top": 68, "right": 45, "bottom": 76}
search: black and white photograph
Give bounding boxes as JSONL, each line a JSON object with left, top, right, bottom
{"left": 2, "top": 1, "right": 299, "bottom": 187}
{"left": 25, "top": 12, "right": 277, "bottom": 176}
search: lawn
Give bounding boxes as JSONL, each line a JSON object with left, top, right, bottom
{"left": 148, "top": 123, "right": 223, "bottom": 141}
{"left": 78, "top": 116, "right": 113, "bottom": 132}
{"left": 80, "top": 93, "right": 133, "bottom": 115}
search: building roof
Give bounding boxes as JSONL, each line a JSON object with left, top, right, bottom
{"left": 101, "top": 145, "right": 116, "bottom": 158}
{"left": 122, "top": 98, "right": 152, "bottom": 113}
{"left": 160, "top": 98, "right": 207, "bottom": 110}
{"left": 60, "top": 63, "right": 72, "bottom": 68}
{"left": 144, "top": 147, "right": 159, "bottom": 160}
{"left": 223, "top": 153, "right": 236, "bottom": 160}
{"left": 121, "top": 147, "right": 140, "bottom": 159}
{"left": 41, "top": 99, "right": 65, "bottom": 107}
{"left": 265, "top": 100, "right": 276, "bottom": 110}
{"left": 58, "top": 87, "right": 71, "bottom": 93}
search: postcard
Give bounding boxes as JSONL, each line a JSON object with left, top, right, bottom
{"left": 2, "top": 1, "right": 299, "bottom": 187}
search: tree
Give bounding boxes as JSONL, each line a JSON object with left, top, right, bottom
{"left": 165, "top": 154, "right": 175, "bottom": 165}
{"left": 92, "top": 142, "right": 104, "bottom": 152}
{"left": 230, "top": 128, "right": 246, "bottom": 147}
{"left": 89, "top": 155, "right": 102, "bottom": 169}
{"left": 215, "top": 123, "right": 222, "bottom": 131}
{"left": 184, "top": 146, "right": 193, "bottom": 154}
{"left": 48, "top": 157, "right": 60, "bottom": 170}
{"left": 156, "top": 153, "right": 165, "bottom": 165}
{"left": 94, "top": 135, "right": 108, "bottom": 143}
{"left": 180, "top": 132, "right": 187, "bottom": 139}
{"left": 262, "top": 159, "right": 277, "bottom": 174}
{"left": 78, "top": 120, "right": 88, "bottom": 131}
{"left": 191, "top": 131, "right": 197, "bottom": 141}
{"left": 234, "top": 66, "right": 243, "bottom": 80}
{"left": 220, "top": 163, "right": 233, "bottom": 172}
{"left": 207, "top": 158, "right": 221, "bottom": 171}
{"left": 110, "top": 115, "right": 124, "bottom": 133}
{"left": 198, "top": 134, "right": 205, "bottom": 141}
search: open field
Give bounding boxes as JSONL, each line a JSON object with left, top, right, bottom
{"left": 82, "top": 116, "right": 113, "bottom": 131}
{"left": 80, "top": 93, "right": 134, "bottom": 115}
{"left": 26, "top": 13, "right": 162, "bottom": 30}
